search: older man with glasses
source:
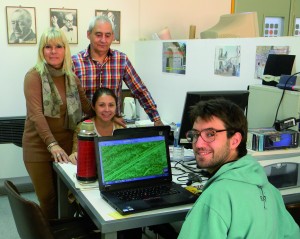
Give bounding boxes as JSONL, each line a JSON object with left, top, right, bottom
{"left": 51, "top": 12, "right": 77, "bottom": 44}
{"left": 178, "top": 98, "right": 299, "bottom": 239}
{"left": 9, "top": 8, "right": 36, "bottom": 43}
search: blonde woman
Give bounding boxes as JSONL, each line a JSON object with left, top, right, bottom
{"left": 22, "top": 27, "right": 93, "bottom": 219}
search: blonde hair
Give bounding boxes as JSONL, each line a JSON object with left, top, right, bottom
{"left": 35, "top": 27, "right": 74, "bottom": 77}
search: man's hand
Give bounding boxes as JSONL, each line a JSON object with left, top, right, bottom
{"left": 154, "top": 119, "right": 164, "bottom": 126}
{"left": 114, "top": 116, "right": 126, "bottom": 128}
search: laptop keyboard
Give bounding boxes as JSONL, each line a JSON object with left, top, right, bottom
{"left": 113, "top": 184, "right": 180, "bottom": 201}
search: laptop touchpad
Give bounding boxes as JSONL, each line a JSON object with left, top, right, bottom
{"left": 145, "top": 197, "right": 164, "bottom": 205}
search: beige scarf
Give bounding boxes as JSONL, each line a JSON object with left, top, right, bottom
{"left": 41, "top": 64, "right": 82, "bottom": 130}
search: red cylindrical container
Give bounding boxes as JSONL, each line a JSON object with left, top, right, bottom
{"left": 76, "top": 120, "right": 97, "bottom": 183}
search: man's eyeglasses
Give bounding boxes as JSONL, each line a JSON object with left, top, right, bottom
{"left": 186, "top": 128, "right": 232, "bottom": 143}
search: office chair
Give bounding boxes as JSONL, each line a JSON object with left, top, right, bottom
{"left": 4, "top": 180, "right": 100, "bottom": 239}
{"left": 286, "top": 202, "right": 300, "bottom": 226}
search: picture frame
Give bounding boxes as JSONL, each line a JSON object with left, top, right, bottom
{"left": 95, "top": 10, "right": 121, "bottom": 44}
{"left": 50, "top": 8, "right": 78, "bottom": 44}
{"left": 6, "top": 6, "right": 37, "bottom": 44}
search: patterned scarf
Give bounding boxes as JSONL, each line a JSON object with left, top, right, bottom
{"left": 41, "top": 64, "right": 82, "bottom": 130}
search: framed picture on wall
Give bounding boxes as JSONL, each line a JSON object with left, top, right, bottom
{"left": 95, "top": 10, "right": 121, "bottom": 44}
{"left": 6, "top": 6, "right": 37, "bottom": 44}
{"left": 50, "top": 8, "right": 78, "bottom": 44}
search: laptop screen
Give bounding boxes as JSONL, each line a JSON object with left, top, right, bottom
{"left": 96, "top": 135, "right": 170, "bottom": 187}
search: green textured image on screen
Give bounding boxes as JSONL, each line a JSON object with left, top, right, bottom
{"left": 101, "top": 140, "right": 167, "bottom": 182}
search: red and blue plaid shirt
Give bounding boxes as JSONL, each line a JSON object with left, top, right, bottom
{"left": 72, "top": 46, "right": 160, "bottom": 121}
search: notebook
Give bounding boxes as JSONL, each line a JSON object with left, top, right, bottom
{"left": 113, "top": 125, "right": 172, "bottom": 145}
{"left": 94, "top": 134, "right": 198, "bottom": 215}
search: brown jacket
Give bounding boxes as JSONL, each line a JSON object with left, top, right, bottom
{"left": 22, "top": 68, "right": 92, "bottom": 162}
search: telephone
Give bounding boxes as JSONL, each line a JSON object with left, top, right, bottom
{"left": 123, "top": 97, "right": 136, "bottom": 120}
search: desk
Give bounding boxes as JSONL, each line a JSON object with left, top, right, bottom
{"left": 249, "top": 148, "right": 300, "bottom": 204}
{"left": 53, "top": 163, "right": 194, "bottom": 239}
{"left": 54, "top": 153, "right": 300, "bottom": 239}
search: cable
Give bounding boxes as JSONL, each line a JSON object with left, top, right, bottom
{"left": 171, "top": 161, "right": 209, "bottom": 186}
{"left": 273, "top": 72, "right": 300, "bottom": 127}
{"left": 173, "top": 161, "right": 203, "bottom": 174}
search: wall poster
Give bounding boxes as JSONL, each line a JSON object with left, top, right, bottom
{"left": 6, "top": 6, "right": 37, "bottom": 44}
{"left": 162, "top": 41, "right": 186, "bottom": 75}
{"left": 214, "top": 45, "right": 241, "bottom": 77}
{"left": 50, "top": 8, "right": 78, "bottom": 44}
{"left": 255, "top": 46, "right": 290, "bottom": 79}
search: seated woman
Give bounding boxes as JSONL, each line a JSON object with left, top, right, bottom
{"left": 69, "top": 87, "right": 123, "bottom": 164}
{"left": 68, "top": 87, "right": 148, "bottom": 238}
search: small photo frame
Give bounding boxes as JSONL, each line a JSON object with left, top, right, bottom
{"left": 95, "top": 10, "right": 121, "bottom": 44}
{"left": 6, "top": 6, "right": 37, "bottom": 44}
{"left": 50, "top": 8, "right": 78, "bottom": 44}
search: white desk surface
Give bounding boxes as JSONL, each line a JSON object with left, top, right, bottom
{"left": 55, "top": 163, "right": 194, "bottom": 222}
{"left": 54, "top": 150, "right": 300, "bottom": 235}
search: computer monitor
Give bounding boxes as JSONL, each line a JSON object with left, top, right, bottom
{"left": 179, "top": 91, "right": 250, "bottom": 148}
{"left": 262, "top": 54, "right": 296, "bottom": 86}
{"left": 200, "top": 12, "right": 259, "bottom": 39}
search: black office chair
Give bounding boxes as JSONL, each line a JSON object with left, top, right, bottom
{"left": 4, "top": 180, "right": 101, "bottom": 239}
{"left": 286, "top": 202, "right": 300, "bottom": 226}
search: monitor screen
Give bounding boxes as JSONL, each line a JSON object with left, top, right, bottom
{"left": 262, "top": 54, "right": 296, "bottom": 86}
{"left": 97, "top": 136, "right": 169, "bottom": 186}
{"left": 179, "top": 90, "right": 249, "bottom": 148}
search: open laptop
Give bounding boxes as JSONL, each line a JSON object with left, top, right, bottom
{"left": 94, "top": 134, "right": 198, "bottom": 215}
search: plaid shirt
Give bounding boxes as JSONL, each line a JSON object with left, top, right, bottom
{"left": 72, "top": 46, "right": 160, "bottom": 121}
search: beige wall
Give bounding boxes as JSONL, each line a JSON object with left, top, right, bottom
{"left": 0, "top": 0, "right": 231, "bottom": 179}
{"left": 139, "top": 0, "right": 231, "bottom": 40}
{"left": 0, "top": 0, "right": 231, "bottom": 117}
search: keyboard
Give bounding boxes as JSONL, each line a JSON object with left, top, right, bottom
{"left": 113, "top": 184, "right": 180, "bottom": 201}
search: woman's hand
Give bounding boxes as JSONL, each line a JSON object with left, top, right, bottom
{"left": 69, "top": 152, "right": 78, "bottom": 165}
{"left": 50, "top": 145, "right": 69, "bottom": 163}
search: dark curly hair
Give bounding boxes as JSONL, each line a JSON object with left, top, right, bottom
{"left": 189, "top": 98, "right": 248, "bottom": 158}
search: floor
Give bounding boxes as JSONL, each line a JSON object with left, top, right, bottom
{"left": 0, "top": 191, "right": 181, "bottom": 239}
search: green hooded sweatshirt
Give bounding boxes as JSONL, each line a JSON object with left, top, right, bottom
{"left": 178, "top": 154, "right": 300, "bottom": 239}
